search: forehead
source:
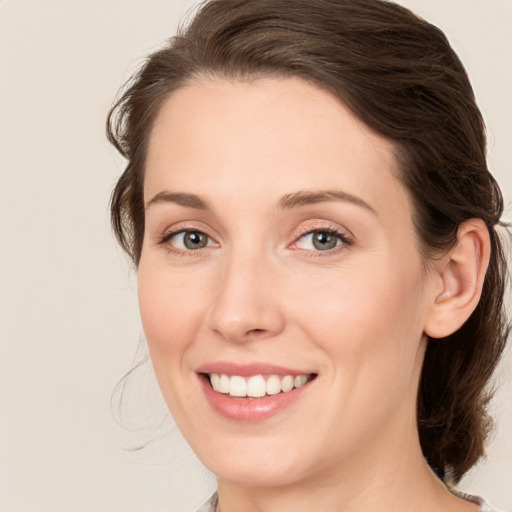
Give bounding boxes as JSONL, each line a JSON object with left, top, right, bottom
{"left": 145, "top": 77, "right": 411, "bottom": 222}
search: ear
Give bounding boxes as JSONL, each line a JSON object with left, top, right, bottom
{"left": 424, "top": 219, "right": 491, "bottom": 339}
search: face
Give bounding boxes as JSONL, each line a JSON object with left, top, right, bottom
{"left": 139, "top": 78, "right": 436, "bottom": 488}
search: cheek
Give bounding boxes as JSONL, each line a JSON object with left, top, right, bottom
{"left": 302, "top": 263, "right": 427, "bottom": 431}
{"left": 137, "top": 263, "right": 201, "bottom": 364}
{"left": 136, "top": 262, "right": 209, "bottom": 420}
{"left": 293, "top": 255, "right": 427, "bottom": 381}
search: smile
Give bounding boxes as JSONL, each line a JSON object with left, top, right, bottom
{"left": 197, "top": 364, "right": 318, "bottom": 422}
{"left": 208, "top": 373, "right": 313, "bottom": 398}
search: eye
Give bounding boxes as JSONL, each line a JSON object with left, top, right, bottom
{"left": 165, "top": 230, "right": 214, "bottom": 250}
{"left": 294, "top": 229, "right": 347, "bottom": 251}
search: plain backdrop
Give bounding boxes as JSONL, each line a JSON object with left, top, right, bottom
{"left": 1, "top": 1, "right": 511, "bottom": 511}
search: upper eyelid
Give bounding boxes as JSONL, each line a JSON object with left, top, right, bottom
{"left": 159, "top": 221, "right": 213, "bottom": 237}
{"left": 289, "top": 220, "right": 355, "bottom": 250}
{"left": 155, "top": 220, "right": 354, "bottom": 247}
{"left": 164, "top": 228, "right": 211, "bottom": 240}
{"left": 292, "top": 229, "right": 351, "bottom": 246}
{"left": 292, "top": 222, "right": 354, "bottom": 240}
{"left": 158, "top": 225, "right": 217, "bottom": 246}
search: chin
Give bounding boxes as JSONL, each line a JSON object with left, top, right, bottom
{"left": 191, "top": 432, "right": 316, "bottom": 488}
{"left": 210, "top": 458, "right": 304, "bottom": 488}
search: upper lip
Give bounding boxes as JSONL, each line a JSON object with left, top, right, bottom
{"left": 196, "top": 362, "right": 316, "bottom": 377}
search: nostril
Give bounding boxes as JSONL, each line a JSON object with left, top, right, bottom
{"left": 246, "top": 328, "right": 267, "bottom": 337}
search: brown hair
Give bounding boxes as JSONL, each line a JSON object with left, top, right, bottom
{"left": 107, "top": 0, "right": 510, "bottom": 482}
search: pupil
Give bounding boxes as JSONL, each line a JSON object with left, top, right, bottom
{"left": 184, "top": 231, "right": 206, "bottom": 249}
{"left": 313, "top": 232, "right": 337, "bottom": 250}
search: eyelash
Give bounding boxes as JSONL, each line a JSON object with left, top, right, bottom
{"left": 157, "top": 226, "right": 216, "bottom": 256}
{"left": 291, "top": 226, "right": 353, "bottom": 256}
{"left": 157, "top": 225, "right": 353, "bottom": 256}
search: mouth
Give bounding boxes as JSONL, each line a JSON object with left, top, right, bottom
{"left": 202, "top": 372, "right": 317, "bottom": 398}
{"left": 196, "top": 363, "right": 318, "bottom": 421}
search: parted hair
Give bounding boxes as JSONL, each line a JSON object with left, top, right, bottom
{"left": 107, "top": 0, "right": 510, "bottom": 482}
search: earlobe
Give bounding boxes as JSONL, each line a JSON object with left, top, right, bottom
{"left": 424, "top": 219, "right": 491, "bottom": 339}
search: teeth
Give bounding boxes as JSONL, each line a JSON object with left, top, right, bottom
{"left": 247, "top": 375, "right": 266, "bottom": 398}
{"left": 208, "top": 373, "right": 312, "bottom": 398}
{"left": 219, "top": 374, "right": 230, "bottom": 394}
{"left": 266, "top": 375, "right": 281, "bottom": 395}
{"left": 210, "top": 373, "right": 220, "bottom": 391}
{"left": 295, "top": 375, "right": 307, "bottom": 388}
{"left": 280, "top": 375, "right": 294, "bottom": 392}
{"left": 230, "top": 376, "right": 247, "bottom": 397}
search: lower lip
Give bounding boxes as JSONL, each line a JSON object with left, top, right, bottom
{"left": 199, "top": 376, "right": 312, "bottom": 422}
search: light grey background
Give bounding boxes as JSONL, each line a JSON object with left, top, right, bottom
{"left": 0, "top": 1, "right": 510, "bottom": 511}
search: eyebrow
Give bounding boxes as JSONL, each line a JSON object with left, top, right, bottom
{"left": 277, "top": 189, "right": 377, "bottom": 215}
{"left": 145, "top": 191, "right": 210, "bottom": 210}
{"left": 145, "top": 188, "right": 376, "bottom": 215}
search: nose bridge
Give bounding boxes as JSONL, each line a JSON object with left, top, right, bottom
{"left": 207, "top": 243, "right": 284, "bottom": 342}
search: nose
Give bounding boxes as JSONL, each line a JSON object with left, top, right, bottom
{"left": 206, "top": 251, "right": 286, "bottom": 343}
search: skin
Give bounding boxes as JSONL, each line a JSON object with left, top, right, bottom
{"left": 139, "top": 77, "right": 481, "bottom": 512}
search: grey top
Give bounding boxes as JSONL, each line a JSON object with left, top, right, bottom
{"left": 196, "top": 493, "right": 217, "bottom": 512}
{"left": 449, "top": 487, "right": 500, "bottom": 512}
{"left": 196, "top": 488, "right": 500, "bottom": 512}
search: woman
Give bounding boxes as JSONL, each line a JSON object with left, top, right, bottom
{"left": 107, "top": 0, "right": 509, "bottom": 510}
